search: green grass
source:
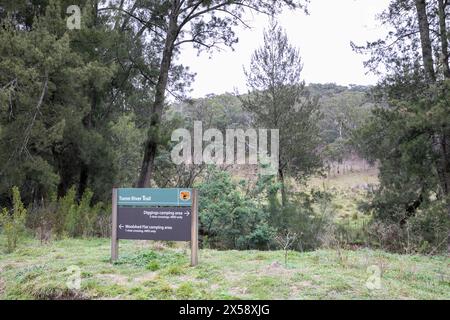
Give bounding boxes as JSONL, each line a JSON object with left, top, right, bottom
{"left": 307, "top": 169, "right": 379, "bottom": 220}
{"left": 0, "top": 236, "right": 448, "bottom": 300}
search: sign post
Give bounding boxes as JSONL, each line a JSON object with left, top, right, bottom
{"left": 191, "top": 189, "right": 198, "bottom": 266}
{"left": 111, "top": 188, "right": 118, "bottom": 262}
{"left": 111, "top": 188, "right": 198, "bottom": 266}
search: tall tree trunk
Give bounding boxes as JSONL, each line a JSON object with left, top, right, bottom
{"left": 77, "top": 164, "right": 89, "bottom": 201}
{"left": 438, "top": 132, "right": 450, "bottom": 255}
{"left": 278, "top": 167, "right": 287, "bottom": 207}
{"left": 415, "top": 0, "right": 450, "bottom": 254}
{"left": 75, "top": 0, "right": 99, "bottom": 198}
{"left": 447, "top": 203, "right": 450, "bottom": 255}
{"left": 136, "top": 1, "right": 180, "bottom": 187}
{"left": 438, "top": 0, "right": 450, "bottom": 78}
{"left": 437, "top": 0, "right": 450, "bottom": 255}
{"left": 415, "top": 0, "right": 436, "bottom": 82}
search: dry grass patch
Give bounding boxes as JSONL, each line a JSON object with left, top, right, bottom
{"left": 96, "top": 273, "right": 130, "bottom": 286}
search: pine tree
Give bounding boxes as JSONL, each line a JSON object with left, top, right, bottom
{"left": 241, "top": 21, "right": 322, "bottom": 206}
{"left": 352, "top": 0, "right": 450, "bottom": 254}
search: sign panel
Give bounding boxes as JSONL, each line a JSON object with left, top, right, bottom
{"left": 118, "top": 188, "right": 192, "bottom": 207}
{"left": 111, "top": 188, "right": 198, "bottom": 266}
{"left": 117, "top": 207, "right": 191, "bottom": 241}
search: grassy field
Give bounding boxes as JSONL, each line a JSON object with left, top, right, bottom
{"left": 0, "top": 237, "right": 448, "bottom": 300}
{"left": 307, "top": 168, "right": 379, "bottom": 220}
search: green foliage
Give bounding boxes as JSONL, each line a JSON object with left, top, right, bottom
{"left": 115, "top": 250, "right": 186, "bottom": 270}
{"left": 240, "top": 21, "right": 322, "bottom": 205}
{"left": 312, "top": 85, "right": 373, "bottom": 145}
{"left": 152, "top": 114, "right": 202, "bottom": 188}
{"left": 364, "top": 197, "right": 450, "bottom": 254}
{"left": 197, "top": 167, "right": 353, "bottom": 252}
{"left": 33, "top": 186, "right": 108, "bottom": 240}
{"left": 173, "top": 93, "right": 251, "bottom": 131}
{"left": 109, "top": 114, "right": 145, "bottom": 187}
{"left": 266, "top": 189, "right": 335, "bottom": 251}
{"left": 0, "top": 0, "right": 446, "bottom": 258}
{"left": 351, "top": 0, "right": 450, "bottom": 253}
{"left": 0, "top": 2, "right": 78, "bottom": 204}
{"left": 146, "top": 261, "right": 161, "bottom": 272}
{"left": 0, "top": 187, "right": 27, "bottom": 253}
{"left": 60, "top": 187, "right": 78, "bottom": 238}
{"left": 1, "top": 237, "right": 448, "bottom": 300}
{"left": 352, "top": 85, "right": 450, "bottom": 254}
{"left": 198, "top": 167, "right": 275, "bottom": 250}
{"left": 61, "top": 187, "right": 107, "bottom": 238}
{"left": 0, "top": 0, "right": 154, "bottom": 204}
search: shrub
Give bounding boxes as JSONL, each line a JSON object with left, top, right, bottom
{"left": 62, "top": 186, "right": 91, "bottom": 238}
{"left": 78, "top": 189, "right": 98, "bottom": 238}
{"left": 197, "top": 167, "right": 341, "bottom": 252}
{"left": 96, "top": 202, "right": 111, "bottom": 238}
{"left": 0, "top": 186, "right": 28, "bottom": 252}
{"left": 56, "top": 187, "right": 77, "bottom": 239}
{"left": 366, "top": 202, "right": 449, "bottom": 254}
{"left": 57, "top": 187, "right": 106, "bottom": 238}
{"left": 265, "top": 189, "right": 336, "bottom": 252}
{"left": 198, "top": 167, "right": 273, "bottom": 250}
{"left": 240, "top": 223, "right": 276, "bottom": 250}
{"left": 146, "top": 261, "right": 160, "bottom": 271}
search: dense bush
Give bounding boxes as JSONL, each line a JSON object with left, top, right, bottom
{"left": 364, "top": 201, "right": 450, "bottom": 254}
{"left": 0, "top": 187, "right": 28, "bottom": 252}
{"left": 3, "top": 168, "right": 446, "bottom": 256}
{"left": 25, "top": 186, "right": 111, "bottom": 241}
{"left": 265, "top": 187, "right": 336, "bottom": 252}
{"left": 198, "top": 168, "right": 276, "bottom": 250}
{"left": 197, "top": 167, "right": 341, "bottom": 252}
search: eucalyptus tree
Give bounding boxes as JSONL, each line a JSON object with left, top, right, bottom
{"left": 99, "top": 0, "right": 309, "bottom": 187}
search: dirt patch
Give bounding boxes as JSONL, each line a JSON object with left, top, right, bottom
{"left": 97, "top": 295, "right": 124, "bottom": 300}
{"left": 40, "top": 290, "right": 88, "bottom": 300}
{"left": 290, "top": 285, "right": 300, "bottom": 297}
{"left": 0, "top": 277, "right": 5, "bottom": 296}
{"left": 210, "top": 283, "right": 220, "bottom": 291}
{"left": 289, "top": 281, "right": 313, "bottom": 298}
{"left": 133, "top": 272, "right": 157, "bottom": 283}
{"left": 260, "top": 261, "right": 296, "bottom": 276}
{"left": 229, "top": 286, "right": 248, "bottom": 297}
{"left": 96, "top": 273, "right": 130, "bottom": 286}
{"left": 176, "top": 275, "right": 209, "bottom": 286}
{"left": 26, "top": 286, "right": 88, "bottom": 300}
{"left": 0, "top": 267, "right": 5, "bottom": 297}
{"left": 299, "top": 281, "right": 313, "bottom": 287}
{"left": 1, "top": 261, "right": 28, "bottom": 271}
{"left": 223, "top": 271, "right": 244, "bottom": 282}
